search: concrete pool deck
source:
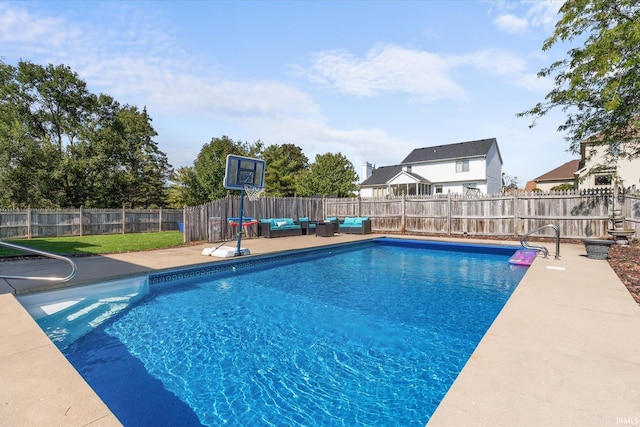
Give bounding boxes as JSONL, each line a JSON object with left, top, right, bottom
{"left": 1, "top": 234, "right": 639, "bottom": 426}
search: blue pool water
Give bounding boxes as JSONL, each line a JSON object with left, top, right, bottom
{"left": 22, "top": 239, "right": 528, "bottom": 426}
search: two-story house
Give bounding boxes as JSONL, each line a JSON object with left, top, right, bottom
{"left": 359, "top": 138, "right": 503, "bottom": 197}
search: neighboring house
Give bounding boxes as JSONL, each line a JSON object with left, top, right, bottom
{"left": 575, "top": 139, "right": 640, "bottom": 192}
{"left": 359, "top": 138, "right": 503, "bottom": 197}
{"left": 531, "top": 159, "right": 580, "bottom": 191}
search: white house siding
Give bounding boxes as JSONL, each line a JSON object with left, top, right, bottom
{"left": 578, "top": 143, "right": 640, "bottom": 191}
{"left": 436, "top": 181, "right": 487, "bottom": 194}
{"left": 360, "top": 187, "right": 374, "bottom": 198}
{"left": 412, "top": 157, "right": 485, "bottom": 184}
{"left": 410, "top": 157, "right": 486, "bottom": 195}
{"left": 535, "top": 181, "right": 565, "bottom": 192}
{"left": 618, "top": 160, "right": 640, "bottom": 190}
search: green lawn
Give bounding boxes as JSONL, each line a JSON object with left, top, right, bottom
{"left": 0, "top": 232, "right": 187, "bottom": 257}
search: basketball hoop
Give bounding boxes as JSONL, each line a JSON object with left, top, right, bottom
{"left": 244, "top": 185, "right": 264, "bottom": 201}
{"left": 224, "top": 155, "right": 266, "bottom": 256}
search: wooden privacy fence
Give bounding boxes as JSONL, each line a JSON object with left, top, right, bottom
{"left": 184, "top": 190, "right": 640, "bottom": 242}
{"left": 0, "top": 207, "right": 183, "bottom": 239}
{"left": 335, "top": 192, "right": 640, "bottom": 239}
{"left": 183, "top": 197, "right": 325, "bottom": 243}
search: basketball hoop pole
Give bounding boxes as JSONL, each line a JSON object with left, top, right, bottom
{"left": 235, "top": 188, "right": 245, "bottom": 256}
{"left": 224, "top": 154, "right": 265, "bottom": 256}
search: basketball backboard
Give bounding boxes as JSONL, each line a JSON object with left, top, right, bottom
{"left": 223, "top": 155, "right": 265, "bottom": 190}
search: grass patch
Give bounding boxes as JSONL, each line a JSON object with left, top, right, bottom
{"left": 0, "top": 232, "right": 186, "bottom": 257}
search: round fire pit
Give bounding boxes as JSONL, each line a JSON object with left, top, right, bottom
{"left": 582, "top": 238, "right": 615, "bottom": 260}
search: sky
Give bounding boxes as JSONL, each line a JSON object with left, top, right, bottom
{"left": 0, "top": 0, "right": 578, "bottom": 186}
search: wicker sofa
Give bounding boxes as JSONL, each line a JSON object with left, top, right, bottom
{"left": 338, "top": 217, "right": 372, "bottom": 234}
{"left": 258, "top": 218, "right": 303, "bottom": 238}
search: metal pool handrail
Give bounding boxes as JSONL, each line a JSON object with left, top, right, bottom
{"left": 0, "top": 240, "right": 77, "bottom": 282}
{"left": 520, "top": 224, "right": 560, "bottom": 260}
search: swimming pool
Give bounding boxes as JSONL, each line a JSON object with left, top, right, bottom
{"left": 20, "top": 238, "right": 528, "bottom": 426}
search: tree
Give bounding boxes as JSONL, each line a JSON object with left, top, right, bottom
{"left": 0, "top": 60, "right": 90, "bottom": 206}
{"left": 501, "top": 173, "right": 519, "bottom": 192}
{"left": 550, "top": 183, "right": 575, "bottom": 191}
{"left": 168, "top": 136, "right": 254, "bottom": 205}
{"left": 295, "top": 152, "right": 358, "bottom": 197}
{"left": 167, "top": 166, "right": 205, "bottom": 207}
{"left": 114, "top": 106, "right": 171, "bottom": 208}
{"left": 262, "top": 143, "right": 308, "bottom": 196}
{"left": 0, "top": 59, "right": 172, "bottom": 208}
{"left": 518, "top": 0, "right": 640, "bottom": 164}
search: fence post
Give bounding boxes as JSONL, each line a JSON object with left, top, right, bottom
{"left": 159, "top": 207, "right": 163, "bottom": 232}
{"left": 79, "top": 206, "right": 83, "bottom": 237}
{"left": 401, "top": 194, "right": 406, "bottom": 234}
{"left": 182, "top": 205, "right": 187, "bottom": 243}
{"left": 323, "top": 196, "right": 327, "bottom": 220}
{"left": 27, "top": 206, "right": 32, "bottom": 239}
{"left": 513, "top": 191, "right": 518, "bottom": 237}
{"left": 122, "top": 206, "right": 125, "bottom": 234}
{"left": 447, "top": 193, "right": 452, "bottom": 235}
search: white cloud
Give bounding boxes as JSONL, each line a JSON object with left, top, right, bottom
{"left": 493, "top": 0, "right": 562, "bottom": 34}
{"left": 303, "top": 44, "right": 550, "bottom": 100}
{"left": 0, "top": 3, "right": 320, "bottom": 123}
{"left": 527, "top": 0, "right": 563, "bottom": 29}
{"left": 0, "top": 3, "right": 65, "bottom": 45}
{"left": 458, "top": 48, "right": 551, "bottom": 91}
{"left": 494, "top": 14, "right": 529, "bottom": 33}
{"left": 300, "top": 44, "right": 467, "bottom": 102}
{"left": 461, "top": 49, "right": 526, "bottom": 77}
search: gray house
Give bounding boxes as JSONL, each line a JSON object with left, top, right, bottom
{"left": 360, "top": 138, "right": 503, "bottom": 197}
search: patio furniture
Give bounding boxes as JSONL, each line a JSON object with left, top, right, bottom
{"left": 297, "top": 217, "right": 317, "bottom": 235}
{"left": 324, "top": 217, "right": 340, "bottom": 233}
{"left": 315, "top": 222, "right": 334, "bottom": 237}
{"left": 338, "top": 217, "right": 372, "bottom": 235}
{"left": 258, "top": 218, "right": 302, "bottom": 238}
{"left": 228, "top": 217, "right": 259, "bottom": 238}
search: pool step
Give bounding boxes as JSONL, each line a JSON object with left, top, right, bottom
{"left": 36, "top": 293, "right": 143, "bottom": 348}
{"left": 64, "top": 294, "right": 139, "bottom": 325}
{"left": 18, "top": 277, "right": 149, "bottom": 349}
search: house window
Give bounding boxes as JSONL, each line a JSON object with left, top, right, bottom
{"left": 373, "top": 187, "right": 387, "bottom": 197}
{"left": 420, "top": 183, "right": 431, "bottom": 195}
{"left": 456, "top": 160, "right": 469, "bottom": 173}
{"left": 435, "top": 185, "right": 443, "bottom": 194}
{"left": 408, "top": 183, "right": 431, "bottom": 196}
{"left": 390, "top": 185, "right": 408, "bottom": 196}
{"left": 610, "top": 141, "right": 620, "bottom": 157}
{"left": 594, "top": 175, "right": 612, "bottom": 186}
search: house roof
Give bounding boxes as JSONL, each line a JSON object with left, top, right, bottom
{"left": 389, "top": 170, "right": 430, "bottom": 185}
{"left": 533, "top": 159, "right": 581, "bottom": 182}
{"left": 401, "top": 138, "right": 500, "bottom": 164}
{"left": 360, "top": 165, "right": 402, "bottom": 186}
{"left": 360, "top": 165, "right": 430, "bottom": 187}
